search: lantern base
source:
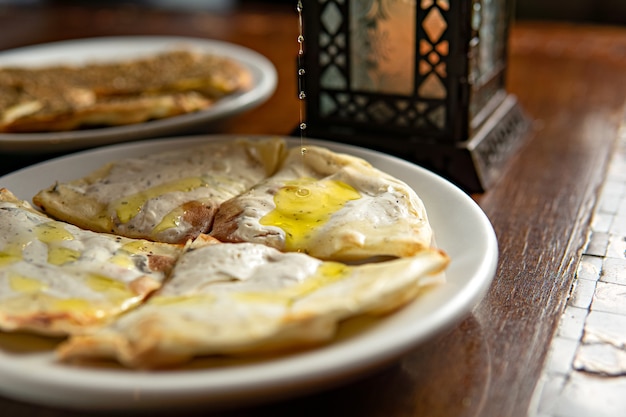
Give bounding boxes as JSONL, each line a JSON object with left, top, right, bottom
{"left": 301, "top": 94, "right": 530, "bottom": 193}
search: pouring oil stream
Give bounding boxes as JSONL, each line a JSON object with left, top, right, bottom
{"left": 296, "top": 0, "right": 310, "bottom": 198}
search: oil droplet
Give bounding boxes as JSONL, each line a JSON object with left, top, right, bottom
{"left": 296, "top": 0, "right": 307, "bottom": 163}
{"left": 300, "top": 146, "right": 308, "bottom": 155}
{"left": 296, "top": 187, "right": 310, "bottom": 197}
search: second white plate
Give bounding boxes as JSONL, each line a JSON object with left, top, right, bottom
{"left": 0, "top": 36, "right": 277, "bottom": 153}
{"left": 0, "top": 135, "right": 498, "bottom": 411}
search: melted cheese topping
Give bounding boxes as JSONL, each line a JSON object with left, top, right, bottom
{"left": 259, "top": 178, "right": 360, "bottom": 252}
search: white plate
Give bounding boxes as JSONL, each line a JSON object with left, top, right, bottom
{"left": 0, "top": 135, "right": 498, "bottom": 411}
{"left": 0, "top": 36, "right": 277, "bottom": 153}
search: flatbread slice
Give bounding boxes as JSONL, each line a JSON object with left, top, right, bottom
{"left": 0, "top": 189, "right": 182, "bottom": 336}
{"left": 33, "top": 137, "right": 286, "bottom": 244}
{"left": 0, "top": 50, "right": 252, "bottom": 133}
{"left": 57, "top": 235, "right": 448, "bottom": 369}
{"left": 211, "top": 145, "right": 433, "bottom": 261}
{"left": 0, "top": 90, "right": 212, "bottom": 133}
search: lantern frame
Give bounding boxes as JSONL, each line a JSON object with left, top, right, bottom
{"left": 301, "top": 0, "right": 529, "bottom": 192}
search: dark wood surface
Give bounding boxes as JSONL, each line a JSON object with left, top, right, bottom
{"left": 1, "top": 3, "right": 626, "bottom": 416}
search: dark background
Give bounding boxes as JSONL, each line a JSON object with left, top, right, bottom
{"left": 244, "top": 0, "right": 626, "bottom": 25}
{"left": 515, "top": 0, "right": 626, "bottom": 25}
{"left": 6, "top": 0, "right": 626, "bottom": 26}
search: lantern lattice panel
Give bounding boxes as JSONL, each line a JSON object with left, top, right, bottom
{"left": 307, "top": 0, "right": 466, "bottom": 143}
{"left": 302, "top": 0, "right": 529, "bottom": 192}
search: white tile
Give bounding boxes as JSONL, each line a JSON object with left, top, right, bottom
{"left": 584, "top": 232, "right": 609, "bottom": 257}
{"left": 553, "top": 371, "right": 626, "bottom": 417}
{"left": 569, "top": 278, "right": 597, "bottom": 309}
{"left": 576, "top": 255, "right": 603, "bottom": 281}
{"left": 531, "top": 373, "right": 567, "bottom": 416}
{"left": 583, "top": 310, "right": 626, "bottom": 347}
{"left": 607, "top": 153, "right": 626, "bottom": 175}
{"left": 573, "top": 343, "right": 626, "bottom": 375}
{"left": 597, "top": 180, "right": 626, "bottom": 214}
{"left": 556, "top": 305, "right": 588, "bottom": 340}
{"left": 618, "top": 195, "right": 626, "bottom": 216}
{"left": 611, "top": 214, "right": 626, "bottom": 236}
{"left": 591, "top": 212, "right": 614, "bottom": 233}
{"left": 606, "top": 234, "right": 626, "bottom": 260}
{"left": 600, "top": 257, "right": 626, "bottom": 285}
{"left": 545, "top": 337, "right": 579, "bottom": 374}
{"left": 591, "top": 281, "right": 626, "bottom": 315}
{"left": 607, "top": 159, "right": 626, "bottom": 182}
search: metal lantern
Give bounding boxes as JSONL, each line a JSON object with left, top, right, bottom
{"left": 301, "top": 0, "right": 529, "bottom": 192}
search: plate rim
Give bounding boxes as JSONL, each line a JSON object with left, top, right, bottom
{"left": 0, "top": 36, "right": 277, "bottom": 153}
{"left": 0, "top": 135, "right": 498, "bottom": 410}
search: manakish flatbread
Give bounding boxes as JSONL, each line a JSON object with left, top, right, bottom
{"left": 211, "top": 145, "right": 433, "bottom": 261}
{"left": 33, "top": 137, "right": 286, "bottom": 244}
{"left": 57, "top": 235, "right": 448, "bottom": 369}
{"left": 0, "top": 189, "right": 182, "bottom": 336}
{"left": 0, "top": 50, "right": 252, "bottom": 133}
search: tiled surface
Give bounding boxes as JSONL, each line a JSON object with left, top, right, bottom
{"left": 528, "top": 119, "right": 626, "bottom": 417}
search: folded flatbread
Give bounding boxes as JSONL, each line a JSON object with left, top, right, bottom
{"left": 0, "top": 189, "right": 182, "bottom": 336}
{"left": 211, "top": 145, "right": 433, "bottom": 261}
{"left": 0, "top": 50, "right": 252, "bottom": 133}
{"left": 33, "top": 137, "right": 286, "bottom": 243}
{"left": 57, "top": 235, "right": 448, "bottom": 368}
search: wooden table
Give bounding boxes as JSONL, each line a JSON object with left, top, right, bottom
{"left": 1, "top": 3, "right": 626, "bottom": 416}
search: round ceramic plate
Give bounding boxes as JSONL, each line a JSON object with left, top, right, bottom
{"left": 0, "top": 135, "right": 498, "bottom": 411}
{"left": 0, "top": 37, "right": 277, "bottom": 153}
